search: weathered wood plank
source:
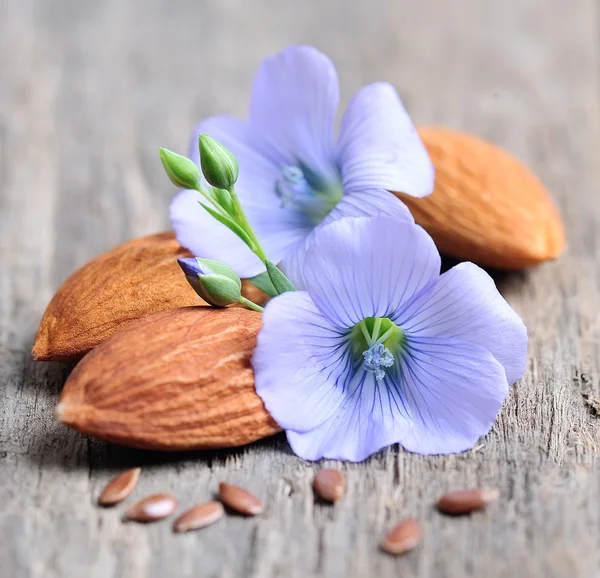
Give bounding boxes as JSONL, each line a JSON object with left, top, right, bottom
{"left": 1, "top": 0, "right": 599, "bottom": 577}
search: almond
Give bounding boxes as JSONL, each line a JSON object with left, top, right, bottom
{"left": 395, "top": 127, "right": 565, "bottom": 269}
{"left": 56, "top": 307, "right": 282, "bottom": 450}
{"left": 32, "top": 232, "right": 267, "bottom": 363}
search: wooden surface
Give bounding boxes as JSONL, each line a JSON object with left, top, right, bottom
{"left": 1, "top": 1, "right": 599, "bottom": 576}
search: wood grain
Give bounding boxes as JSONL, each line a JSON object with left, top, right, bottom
{"left": 1, "top": 1, "right": 599, "bottom": 577}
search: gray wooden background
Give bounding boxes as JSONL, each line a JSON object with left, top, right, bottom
{"left": 1, "top": 1, "right": 599, "bottom": 577}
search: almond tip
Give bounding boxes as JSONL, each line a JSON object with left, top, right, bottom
{"left": 55, "top": 402, "right": 66, "bottom": 422}
{"left": 31, "top": 342, "right": 46, "bottom": 361}
{"left": 55, "top": 401, "right": 81, "bottom": 426}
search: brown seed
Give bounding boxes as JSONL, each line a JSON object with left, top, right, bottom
{"left": 173, "top": 501, "right": 224, "bottom": 533}
{"left": 125, "top": 494, "right": 178, "bottom": 523}
{"left": 98, "top": 467, "right": 141, "bottom": 506}
{"left": 436, "top": 488, "right": 499, "bottom": 515}
{"left": 381, "top": 518, "right": 422, "bottom": 556}
{"left": 218, "top": 482, "right": 263, "bottom": 515}
{"left": 313, "top": 469, "right": 346, "bottom": 503}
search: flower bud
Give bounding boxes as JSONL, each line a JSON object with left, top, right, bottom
{"left": 198, "top": 134, "right": 239, "bottom": 190}
{"left": 178, "top": 257, "right": 242, "bottom": 307}
{"left": 159, "top": 148, "right": 202, "bottom": 190}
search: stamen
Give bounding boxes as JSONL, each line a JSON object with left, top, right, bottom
{"left": 282, "top": 165, "right": 305, "bottom": 184}
{"left": 275, "top": 166, "right": 309, "bottom": 207}
{"left": 274, "top": 164, "right": 343, "bottom": 225}
{"left": 362, "top": 342, "right": 395, "bottom": 381}
{"left": 350, "top": 317, "right": 405, "bottom": 381}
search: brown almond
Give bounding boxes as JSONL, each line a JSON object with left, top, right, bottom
{"left": 395, "top": 127, "right": 565, "bottom": 270}
{"left": 32, "top": 232, "right": 267, "bottom": 363}
{"left": 436, "top": 488, "right": 499, "bottom": 515}
{"left": 56, "top": 307, "right": 282, "bottom": 450}
{"left": 98, "top": 467, "right": 141, "bottom": 506}
{"left": 126, "top": 494, "right": 178, "bottom": 523}
{"left": 218, "top": 482, "right": 263, "bottom": 515}
{"left": 313, "top": 469, "right": 346, "bottom": 503}
{"left": 173, "top": 501, "right": 224, "bottom": 533}
{"left": 380, "top": 518, "right": 422, "bottom": 556}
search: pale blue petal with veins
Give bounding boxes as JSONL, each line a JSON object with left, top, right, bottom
{"left": 169, "top": 45, "right": 433, "bottom": 280}
{"left": 252, "top": 216, "right": 528, "bottom": 462}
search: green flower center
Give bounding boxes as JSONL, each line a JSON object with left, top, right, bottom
{"left": 350, "top": 317, "right": 405, "bottom": 381}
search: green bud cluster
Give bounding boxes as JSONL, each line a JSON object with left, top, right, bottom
{"left": 160, "top": 134, "right": 297, "bottom": 311}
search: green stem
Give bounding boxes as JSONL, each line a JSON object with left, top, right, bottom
{"left": 196, "top": 185, "right": 228, "bottom": 215}
{"left": 227, "top": 186, "right": 268, "bottom": 262}
{"left": 238, "top": 295, "right": 264, "bottom": 313}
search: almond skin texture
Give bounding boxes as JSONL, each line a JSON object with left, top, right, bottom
{"left": 32, "top": 232, "right": 267, "bottom": 363}
{"left": 56, "top": 307, "right": 282, "bottom": 450}
{"left": 395, "top": 127, "right": 565, "bottom": 270}
{"left": 98, "top": 467, "right": 141, "bottom": 506}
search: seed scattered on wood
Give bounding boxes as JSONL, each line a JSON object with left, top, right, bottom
{"left": 380, "top": 518, "right": 422, "bottom": 556}
{"left": 98, "top": 467, "right": 141, "bottom": 506}
{"left": 125, "top": 493, "right": 178, "bottom": 523}
{"left": 313, "top": 468, "right": 346, "bottom": 503}
{"left": 436, "top": 488, "right": 499, "bottom": 515}
{"left": 218, "top": 482, "right": 263, "bottom": 515}
{"left": 173, "top": 501, "right": 224, "bottom": 533}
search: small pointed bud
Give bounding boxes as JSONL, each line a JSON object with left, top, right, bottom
{"left": 178, "top": 257, "right": 242, "bottom": 307}
{"left": 159, "top": 148, "right": 202, "bottom": 190}
{"left": 198, "top": 134, "right": 239, "bottom": 189}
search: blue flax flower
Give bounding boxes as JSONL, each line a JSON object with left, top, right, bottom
{"left": 170, "top": 45, "right": 433, "bottom": 282}
{"left": 252, "top": 216, "right": 528, "bottom": 462}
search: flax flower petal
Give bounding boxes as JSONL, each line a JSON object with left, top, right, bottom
{"left": 253, "top": 291, "right": 350, "bottom": 433}
{"left": 281, "top": 190, "right": 415, "bottom": 290}
{"left": 393, "top": 336, "right": 509, "bottom": 454}
{"left": 286, "top": 371, "right": 413, "bottom": 462}
{"left": 171, "top": 115, "right": 312, "bottom": 278}
{"left": 395, "top": 262, "right": 528, "bottom": 384}
{"left": 249, "top": 45, "right": 339, "bottom": 182}
{"left": 336, "top": 82, "right": 434, "bottom": 196}
{"left": 286, "top": 336, "right": 508, "bottom": 460}
{"left": 302, "top": 216, "right": 440, "bottom": 328}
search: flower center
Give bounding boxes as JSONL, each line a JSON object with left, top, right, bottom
{"left": 350, "top": 317, "right": 405, "bottom": 381}
{"left": 362, "top": 342, "right": 395, "bottom": 381}
{"left": 275, "top": 163, "right": 343, "bottom": 226}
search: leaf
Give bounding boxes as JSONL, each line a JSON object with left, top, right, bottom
{"left": 265, "top": 260, "right": 296, "bottom": 294}
{"left": 198, "top": 202, "right": 254, "bottom": 250}
{"left": 247, "top": 272, "right": 278, "bottom": 298}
